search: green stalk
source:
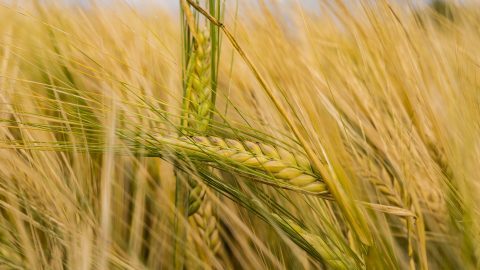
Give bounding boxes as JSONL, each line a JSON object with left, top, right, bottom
{"left": 173, "top": 2, "right": 192, "bottom": 269}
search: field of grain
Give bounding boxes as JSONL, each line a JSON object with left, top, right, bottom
{"left": 0, "top": 0, "right": 479, "bottom": 269}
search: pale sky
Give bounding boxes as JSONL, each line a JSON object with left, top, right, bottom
{"left": 2, "top": 0, "right": 435, "bottom": 14}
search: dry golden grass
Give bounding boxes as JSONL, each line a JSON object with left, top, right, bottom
{"left": 1, "top": 0, "right": 480, "bottom": 269}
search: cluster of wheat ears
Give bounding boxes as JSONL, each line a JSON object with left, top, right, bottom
{"left": 0, "top": 0, "right": 480, "bottom": 269}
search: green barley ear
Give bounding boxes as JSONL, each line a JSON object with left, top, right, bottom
{"left": 183, "top": 29, "right": 213, "bottom": 216}
{"left": 184, "top": 30, "right": 223, "bottom": 266}
{"left": 183, "top": 30, "right": 213, "bottom": 132}
{"left": 178, "top": 0, "right": 223, "bottom": 267}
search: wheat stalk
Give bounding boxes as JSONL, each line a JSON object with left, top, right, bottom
{"left": 182, "top": 29, "right": 214, "bottom": 216}
{"left": 179, "top": 2, "right": 223, "bottom": 265}
{"left": 158, "top": 136, "right": 329, "bottom": 195}
{"left": 182, "top": 31, "right": 213, "bottom": 133}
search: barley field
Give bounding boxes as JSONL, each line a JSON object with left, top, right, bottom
{"left": 0, "top": 0, "right": 479, "bottom": 269}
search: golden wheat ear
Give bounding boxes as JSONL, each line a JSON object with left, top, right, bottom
{"left": 179, "top": 136, "right": 328, "bottom": 194}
